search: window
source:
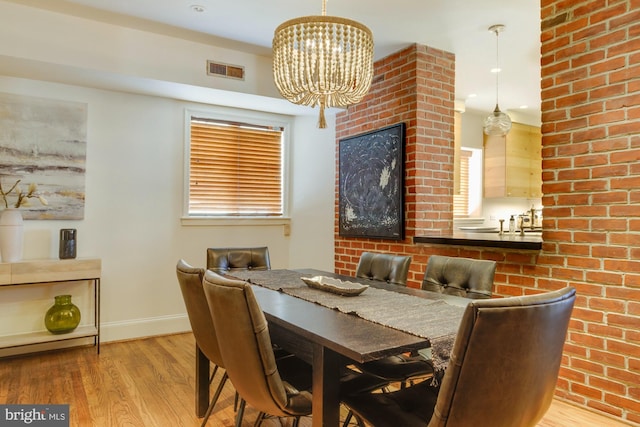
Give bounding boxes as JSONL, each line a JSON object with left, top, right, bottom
{"left": 185, "top": 109, "right": 289, "bottom": 218}
{"left": 454, "top": 148, "right": 482, "bottom": 218}
{"left": 453, "top": 149, "right": 471, "bottom": 217}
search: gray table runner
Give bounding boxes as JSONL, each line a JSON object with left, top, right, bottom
{"left": 231, "top": 269, "right": 466, "bottom": 372}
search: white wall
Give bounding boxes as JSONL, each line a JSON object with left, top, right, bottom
{"left": 289, "top": 114, "right": 336, "bottom": 270}
{"left": 0, "top": 76, "right": 336, "bottom": 343}
{"left": 0, "top": 1, "right": 337, "bottom": 344}
{"left": 0, "top": 1, "right": 278, "bottom": 99}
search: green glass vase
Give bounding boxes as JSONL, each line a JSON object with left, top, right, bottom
{"left": 44, "top": 295, "right": 81, "bottom": 334}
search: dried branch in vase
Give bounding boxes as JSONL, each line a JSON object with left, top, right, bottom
{"left": 0, "top": 179, "right": 48, "bottom": 209}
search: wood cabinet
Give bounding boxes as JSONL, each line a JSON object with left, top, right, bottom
{"left": 0, "top": 258, "right": 101, "bottom": 356}
{"left": 483, "top": 122, "right": 542, "bottom": 198}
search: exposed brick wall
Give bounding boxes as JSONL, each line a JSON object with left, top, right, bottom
{"left": 540, "top": 1, "right": 640, "bottom": 424}
{"left": 334, "top": 2, "right": 640, "bottom": 424}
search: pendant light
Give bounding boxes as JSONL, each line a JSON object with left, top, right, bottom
{"left": 483, "top": 24, "right": 512, "bottom": 136}
{"left": 272, "top": 0, "right": 374, "bottom": 128}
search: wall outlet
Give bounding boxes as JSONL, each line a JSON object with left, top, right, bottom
{"left": 489, "top": 215, "right": 497, "bottom": 220}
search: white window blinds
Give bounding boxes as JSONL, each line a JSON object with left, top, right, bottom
{"left": 189, "top": 118, "right": 283, "bottom": 216}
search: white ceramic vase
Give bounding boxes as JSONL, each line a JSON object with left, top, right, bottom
{"left": 0, "top": 208, "right": 24, "bottom": 263}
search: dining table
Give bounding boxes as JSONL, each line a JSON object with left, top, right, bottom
{"left": 195, "top": 268, "right": 469, "bottom": 427}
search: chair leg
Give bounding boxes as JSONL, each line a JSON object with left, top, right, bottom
{"left": 200, "top": 371, "right": 228, "bottom": 427}
{"left": 209, "top": 365, "right": 219, "bottom": 385}
{"left": 235, "top": 399, "right": 246, "bottom": 427}
{"left": 354, "top": 414, "right": 366, "bottom": 427}
{"left": 253, "top": 412, "right": 266, "bottom": 427}
{"left": 342, "top": 410, "right": 353, "bottom": 427}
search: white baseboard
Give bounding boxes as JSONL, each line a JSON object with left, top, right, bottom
{"left": 100, "top": 314, "right": 192, "bottom": 343}
{"left": 0, "top": 315, "right": 192, "bottom": 357}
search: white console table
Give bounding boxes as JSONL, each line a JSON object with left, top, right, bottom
{"left": 0, "top": 258, "right": 101, "bottom": 355}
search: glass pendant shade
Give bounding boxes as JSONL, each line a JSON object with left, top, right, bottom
{"left": 272, "top": 0, "right": 374, "bottom": 128}
{"left": 483, "top": 24, "right": 511, "bottom": 136}
{"left": 483, "top": 104, "right": 512, "bottom": 136}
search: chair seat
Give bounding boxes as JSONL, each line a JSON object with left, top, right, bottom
{"left": 276, "top": 354, "right": 313, "bottom": 392}
{"left": 280, "top": 384, "right": 313, "bottom": 415}
{"left": 339, "top": 370, "right": 392, "bottom": 397}
{"left": 343, "top": 381, "right": 438, "bottom": 427}
{"left": 357, "top": 354, "right": 434, "bottom": 383}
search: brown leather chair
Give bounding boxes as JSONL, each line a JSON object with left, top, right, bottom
{"left": 176, "top": 259, "right": 234, "bottom": 427}
{"left": 206, "top": 246, "right": 271, "bottom": 274}
{"left": 421, "top": 255, "right": 496, "bottom": 299}
{"left": 343, "top": 287, "right": 577, "bottom": 427}
{"left": 202, "top": 270, "right": 312, "bottom": 427}
{"left": 353, "top": 255, "right": 496, "bottom": 390}
{"left": 355, "top": 251, "right": 412, "bottom": 286}
{"left": 345, "top": 251, "right": 415, "bottom": 418}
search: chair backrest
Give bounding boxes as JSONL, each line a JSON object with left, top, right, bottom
{"left": 422, "top": 255, "right": 496, "bottom": 299}
{"left": 355, "top": 251, "right": 412, "bottom": 286}
{"left": 206, "top": 247, "right": 271, "bottom": 274}
{"left": 175, "top": 259, "right": 224, "bottom": 367}
{"left": 429, "top": 287, "right": 576, "bottom": 427}
{"left": 202, "top": 270, "right": 299, "bottom": 417}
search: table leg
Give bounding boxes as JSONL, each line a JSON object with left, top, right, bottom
{"left": 312, "top": 343, "right": 341, "bottom": 427}
{"left": 195, "top": 344, "right": 210, "bottom": 417}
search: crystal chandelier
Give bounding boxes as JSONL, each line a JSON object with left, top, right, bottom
{"left": 272, "top": 0, "right": 374, "bottom": 128}
{"left": 483, "top": 24, "right": 512, "bottom": 136}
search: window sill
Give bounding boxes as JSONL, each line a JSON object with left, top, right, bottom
{"left": 180, "top": 216, "right": 291, "bottom": 227}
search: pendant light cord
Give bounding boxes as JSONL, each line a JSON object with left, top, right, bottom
{"left": 494, "top": 27, "right": 500, "bottom": 107}
{"left": 484, "top": 24, "right": 511, "bottom": 135}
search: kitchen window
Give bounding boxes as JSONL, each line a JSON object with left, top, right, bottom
{"left": 183, "top": 109, "right": 290, "bottom": 222}
{"left": 454, "top": 148, "right": 482, "bottom": 218}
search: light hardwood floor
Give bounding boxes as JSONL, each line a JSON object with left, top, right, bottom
{"left": 0, "top": 333, "right": 631, "bottom": 427}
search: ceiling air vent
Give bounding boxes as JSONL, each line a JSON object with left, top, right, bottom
{"left": 207, "top": 60, "right": 245, "bottom": 80}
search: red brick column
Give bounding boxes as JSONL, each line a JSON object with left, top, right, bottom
{"left": 539, "top": 1, "right": 640, "bottom": 423}
{"left": 334, "top": 44, "right": 455, "bottom": 283}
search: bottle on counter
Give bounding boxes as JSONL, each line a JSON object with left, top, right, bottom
{"left": 509, "top": 215, "right": 515, "bottom": 234}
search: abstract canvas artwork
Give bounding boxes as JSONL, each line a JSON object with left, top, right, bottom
{"left": 0, "top": 93, "right": 88, "bottom": 220}
{"left": 339, "top": 123, "right": 405, "bottom": 240}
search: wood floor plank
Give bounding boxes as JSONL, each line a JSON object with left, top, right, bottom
{"left": 0, "top": 333, "right": 631, "bottom": 427}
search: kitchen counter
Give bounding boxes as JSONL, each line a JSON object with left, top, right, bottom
{"left": 414, "top": 231, "right": 542, "bottom": 250}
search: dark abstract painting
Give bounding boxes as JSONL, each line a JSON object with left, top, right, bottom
{"left": 339, "top": 123, "right": 405, "bottom": 240}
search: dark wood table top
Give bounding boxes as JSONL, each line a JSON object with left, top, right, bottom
{"left": 252, "top": 284, "right": 431, "bottom": 364}
{"left": 239, "top": 268, "right": 471, "bottom": 365}
{"left": 296, "top": 268, "right": 470, "bottom": 307}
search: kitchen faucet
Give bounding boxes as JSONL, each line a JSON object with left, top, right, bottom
{"left": 530, "top": 207, "right": 536, "bottom": 230}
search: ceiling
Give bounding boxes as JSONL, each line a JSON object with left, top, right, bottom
{"left": 23, "top": 0, "right": 542, "bottom": 121}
